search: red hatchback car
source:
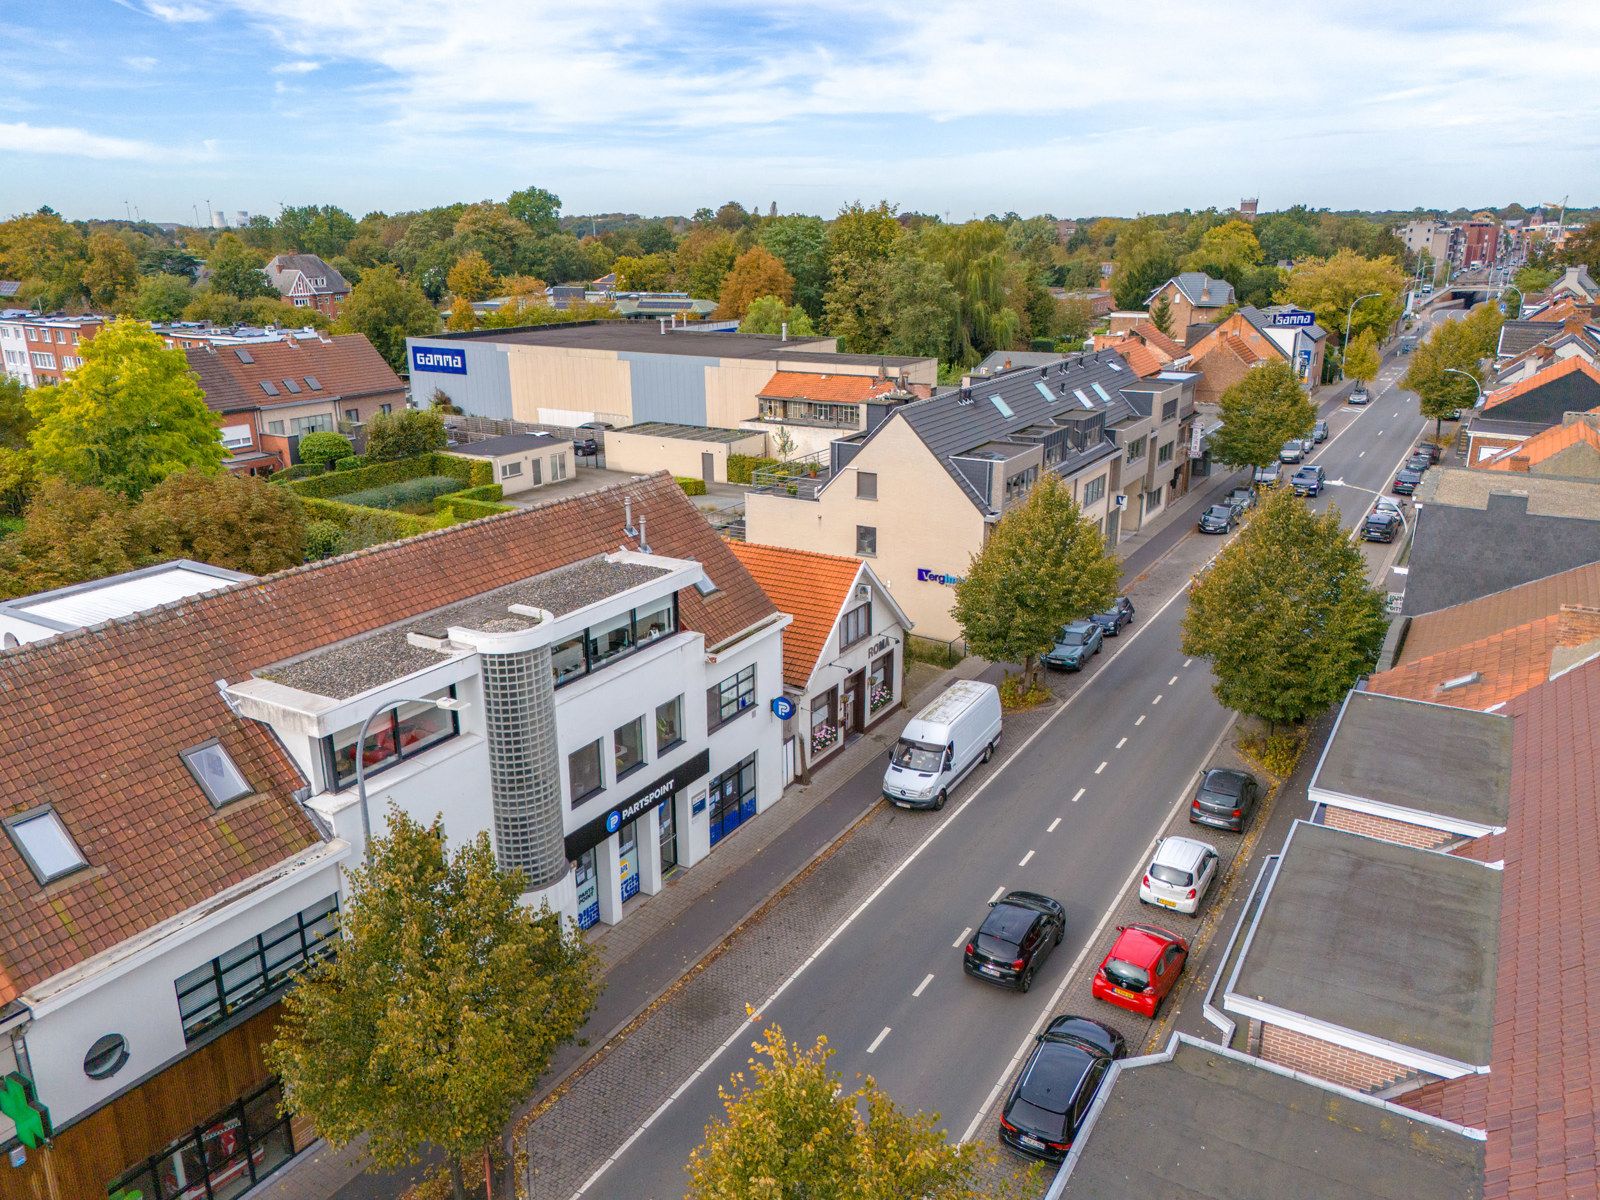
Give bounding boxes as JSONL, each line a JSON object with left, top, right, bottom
{"left": 1091, "top": 923, "right": 1189, "bottom": 1018}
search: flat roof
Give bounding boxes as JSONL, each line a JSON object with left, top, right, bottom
{"left": 1058, "top": 1038, "right": 1484, "bottom": 1199}
{"left": 614, "top": 422, "right": 759, "bottom": 444}
{"left": 419, "top": 321, "right": 829, "bottom": 360}
{"left": 1312, "top": 691, "right": 1512, "bottom": 827}
{"left": 451, "top": 432, "right": 564, "bottom": 457}
{"left": 1230, "top": 822, "right": 1500, "bottom": 1067}
{"left": 259, "top": 556, "right": 670, "bottom": 699}
{"left": 0, "top": 560, "right": 252, "bottom": 635}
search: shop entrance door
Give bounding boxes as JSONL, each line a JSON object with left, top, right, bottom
{"left": 619, "top": 820, "right": 640, "bottom": 902}
{"left": 659, "top": 800, "right": 680, "bottom": 878}
{"left": 842, "top": 670, "right": 865, "bottom": 738}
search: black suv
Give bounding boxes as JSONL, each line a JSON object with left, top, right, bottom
{"left": 999, "top": 1015, "right": 1127, "bottom": 1162}
{"left": 1190, "top": 768, "right": 1260, "bottom": 833}
{"left": 1363, "top": 510, "right": 1402, "bottom": 542}
{"left": 1091, "top": 596, "right": 1136, "bottom": 636}
{"left": 964, "top": 890, "right": 1066, "bottom": 993}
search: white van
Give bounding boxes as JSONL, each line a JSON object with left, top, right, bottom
{"left": 882, "top": 680, "right": 1003, "bottom": 810}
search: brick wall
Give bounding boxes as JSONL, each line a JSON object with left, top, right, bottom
{"left": 1258, "top": 1021, "right": 1424, "bottom": 1093}
{"left": 1195, "top": 349, "right": 1252, "bottom": 406}
{"left": 1322, "top": 805, "right": 1455, "bottom": 849}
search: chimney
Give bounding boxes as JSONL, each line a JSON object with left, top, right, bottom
{"left": 1200, "top": 282, "right": 1211, "bottom": 302}
{"left": 658, "top": 318, "right": 668, "bottom": 335}
{"left": 623, "top": 497, "right": 637, "bottom": 539}
{"left": 637, "top": 514, "right": 650, "bottom": 554}
{"left": 781, "top": 322, "right": 788, "bottom": 341}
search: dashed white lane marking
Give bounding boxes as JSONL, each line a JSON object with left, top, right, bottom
{"left": 1047, "top": 817, "right": 1062, "bottom": 832}
{"left": 1116, "top": 736, "right": 1128, "bottom": 749}
{"left": 913, "top": 973, "right": 934, "bottom": 998}
{"left": 1018, "top": 849, "right": 1035, "bottom": 867}
{"left": 1070, "top": 787, "right": 1086, "bottom": 803}
{"left": 867, "top": 1026, "right": 891, "bottom": 1054}
{"left": 953, "top": 926, "right": 972, "bottom": 948}
{"left": 1184, "top": 659, "right": 1192, "bottom": 667}
{"left": 1359, "top": 450, "right": 1366, "bottom": 457}
{"left": 1135, "top": 714, "right": 1146, "bottom": 726}
{"left": 1095, "top": 761, "right": 1107, "bottom": 774}
{"left": 1168, "top": 675, "right": 1179, "bottom": 685}
{"left": 988, "top": 886, "right": 1005, "bottom": 904}
{"left": 1153, "top": 694, "right": 1164, "bottom": 705}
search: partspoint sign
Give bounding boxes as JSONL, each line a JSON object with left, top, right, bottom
{"left": 411, "top": 345, "right": 468, "bottom": 374}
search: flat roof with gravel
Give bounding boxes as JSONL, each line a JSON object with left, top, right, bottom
{"left": 1312, "top": 691, "right": 1511, "bottom": 827}
{"left": 259, "top": 557, "right": 669, "bottom": 699}
{"left": 1229, "top": 821, "right": 1500, "bottom": 1068}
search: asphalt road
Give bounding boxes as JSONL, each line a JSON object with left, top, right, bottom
{"left": 573, "top": 344, "right": 1433, "bottom": 1200}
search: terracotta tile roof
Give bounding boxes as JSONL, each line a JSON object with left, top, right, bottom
{"left": 1483, "top": 356, "right": 1600, "bottom": 411}
{"left": 185, "top": 334, "right": 403, "bottom": 415}
{"left": 1091, "top": 337, "right": 1164, "bottom": 378}
{"left": 1482, "top": 418, "right": 1600, "bottom": 470}
{"left": 1399, "top": 655, "right": 1600, "bottom": 1199}
{"left": 1129, "top": 322, "right": 1187, "bottom": 360}
{"left": 1217, "top": 332, "right": 1265, "bottom": 364}
{"left": 757, "top": 371, "right": 930, "bottom": 405}
{"left": 1526, "top": 296, "right": 1583, "bottom": 324}
{"left": 726, "top": 541, "right": 864, "bottom": 689}
{"left": 1368, "top": 612, "right": 1563, "bottom": 709}
{"left": 1397, "top": 559, "right": 1600, "bottom": 665}
{"left": 0, "top": 473, "right": 774, "bottom": 1004}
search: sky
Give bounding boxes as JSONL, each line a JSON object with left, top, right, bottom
{"left": 3, "top": 1, "right": 1598, "bottom": 224}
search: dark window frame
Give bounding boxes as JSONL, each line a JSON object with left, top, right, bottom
{"left": 839, "top": 602, "right": 871, "bottom": 650}
{"left": 180, "top": 739, "right": 254, "bottom": 808}
{"left": 855, "top": 525, "right": 877, "bottom": 556}
{"left": 856, "top": 470, "right": 877, "bottom": 500}
{"left": 707, "top": 664, "right": 757, "bottom": 731}
{"left": 109, "top": 1076, "right": 298, "bottom": 1200}
{"left": 656, "top": 694, "right": 685, "bottom": 755}
{"left": 614, "top": 716, "right": 647, "bottom": 781}
{"left": 568, "top": 738, "right": 606, "bottom": 806}
{"left": 3, "top": 804, "right": 88, "bottom": 886}
{"left": 321, "top": 687, "right": 460, "bottom": 792}
{"left": 552, "top": 596, "right": 680, "bottom": 691}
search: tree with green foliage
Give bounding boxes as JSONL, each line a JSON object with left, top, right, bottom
{"left": 1182, "top": 488, "right": 1386, "bottom": 729}
{"left": 0, "top": 480, "right": 139, "bottom": 598}
{"left": 1210, "top": 361, "right": 1317, "bottom": 475}
{"left": 687, "top": 1023, "right": 1035, "bottom": 1200}
{"left": 297, "top": 431, "right": 353, "bottom": 470}
{"left": 1342, "top": 329, "right": 1380, "bottom": 384}
{"left": 1561, "top": 221, "right": 1600, "bottom": 271}
{"left": 1513, "top": 264, "right": 1559, "bottom": 295}
{"left": 446, "top": 250, "right": 496, "bottom": 301}
{"left": 715, "top": 246, "right": 795, "bottom": 319}
{"left": 1180, "top": 219, "right": 1263, "bottom": 288}
{"left": 445, "top": 296, "right": 479, "bottom": 332}
{"left": 880, "top": 255, "right": 960, "bottom": 359}
{"left": 612, "top": 252, "right": 675, "bottom": 291}
{"left": 952, "top": 473, "right": 1119, "bottom": 689}
{"left": 277, "top": 205, "right": 359, "bottom": 259}
{"left": 1110, "top": 217, "right": 1180, "bottom": 310}
{"left": 1276, "top": 249, "right": 1405, "bottom": 350}
{"left": 334, "top": 266, "right": 439, "bottom": 371}
{"left": 921, "top": 222, "right": 1024, "bottom": 365}
{"left": 206, "top": 233, "right": 274, "bottom": 299}
{"left": 28, "top": 318, "right": 223, "bottom": 498}
{"left": 507, "top": 185, "right": 562, "bottom": 235}
{"left": 83, "top": 232, "right": 140, "bottom": 311}
{"left": 267, "top": 809, "right": 599, "bottom": 1200}
{"left": 760, "top": 215, "right": 828, "bottom": 317}
{"left": 0, "top": 377, "right": 34, "bottom": 451}
{"left": 129, "top": 272, "right": 195, "bottom": 321}
{"left": 677, "top": 230, "right": 740, "bottom": 300}
{"left": 1402, "top": 310, "right": 1498, "bottom": 441}
{"left": 132, "top": 468, "right": 308, "bottom": 575}
{"left": 0, "top": 209, "right": 87, "bottom": 310}
{"left": 364, "top": 408, "right": 447, "bottom": 462}
{"left": 1149, "top": 293, "right": 1173, "bottom": 336}
{"left": 740, "top": 296, "right": 816, "bottom": 337}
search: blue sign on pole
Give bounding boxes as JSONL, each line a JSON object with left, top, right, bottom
{"left": 1269, "top": 309, "right": 1316, "bottom": 328}
{"left": 411, "top": 345, "right": 468, "bottom": 374}
{"left": 771, "top": 696, "right": 796, "bottom": 720}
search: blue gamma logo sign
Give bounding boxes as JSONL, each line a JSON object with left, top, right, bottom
{"left": 1268, "top": 309, "right": 1316, "bottom": 328}
{"left": 411, "top": 345, "right": 467, "bottom": 374}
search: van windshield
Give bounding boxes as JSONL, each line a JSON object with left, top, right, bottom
{"left": 893, "top": 740, "right": 945, "bottom": 772}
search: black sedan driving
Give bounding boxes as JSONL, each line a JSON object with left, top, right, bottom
{"left": 964, "top": 890, "right": 1065, "bottom": 993}
{"left": 999, "top": 1015, "right": 1127, "bottom": 1161}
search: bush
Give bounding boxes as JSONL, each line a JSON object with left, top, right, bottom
{"left": 298, "top": 431, "right": 353, "bottom": 470}
{"left": 1239, "top": 727, "right": 1308, "bottom": 780}
{"left": 304, "top": 519, "right": 344, "bottom": 560}
{"left": 365, "top": 409, "right": 447, "bottom": 462}
{"left": 451, "top": 483, "right": 504, "bottom": 502}
{"left": 435, "top": 495, "right": 513, "bottom": 521}
{"left": 675, "top": 476, "right": 707, "bottom": 496}
{"left": 298, "top": 495, "right": 440, "bottom": 541}
{"left": 272, "top": 462, "right": 325, "bottom": 483}
{"left": 283, "top": 452, "right": 487, "bottom": 499}
{"left": 727, "top": 454, "right": 781, "bottom": 485}
{"left": 334, "top": 455, "right": 367, "bottom": 471}
{"left": 339, "top": 475, "right": 464, "bottom": 510}
{"left": 999, "top": 673, "right": 1051, "bottom": 710}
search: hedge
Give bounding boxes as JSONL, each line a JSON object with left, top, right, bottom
{"left": 282, "top": 452, "right": 491, "bottom": 500}
{"left": 435, "top": 495, "right": 514, "bottom": 521}
{"left": 726, "top": 454, "right": 781, "bottom": 485}
{"left": 339, "top": 475, "right": 464, "bottom": 511}
{"left": 451, "top": 483, "right": 504, "bottom": 502}
{"left": 334, "top": 455, "right": 368, "bottom": 471}
{"left": 272, "top": 462, "right": 326, "bottom": 483}
{"left": 675, "top": 476, "right": 707, "bottom": 496}
{"left": 298, "top": 495, "right": 441, "bottom": 540}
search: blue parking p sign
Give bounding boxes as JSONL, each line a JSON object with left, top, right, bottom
{"left": 771, "top": 697, "right": 796, "bottom": 720}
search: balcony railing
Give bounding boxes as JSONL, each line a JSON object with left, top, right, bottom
{"left": 747, "top": 450, "right": 831, "bottom": 501}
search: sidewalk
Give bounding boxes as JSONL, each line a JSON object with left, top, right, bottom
{"left": 252, "top": 654, "right": 991, "bottom": 1200}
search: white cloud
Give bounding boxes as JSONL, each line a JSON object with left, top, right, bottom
{"left": 142, "top": 2, "right": 211, "bottom": 21}
{"left": 271, "top": 59, "right": 320, "bottom": 74}
{"left": 123, "top": 55, "right": 159, "bottom": 71}
{"left": 0, "top": 121, "right": 208, "bottom": 163}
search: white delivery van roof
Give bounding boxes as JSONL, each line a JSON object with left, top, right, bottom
{"left": 911, "top": 679, "right": 995, "bottom": 727}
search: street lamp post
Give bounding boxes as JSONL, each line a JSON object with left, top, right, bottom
{"left": 1500, "top": 283, "right": 1522, "bottom": 317}
{"left": 1341, "top": 291, "right": 1383, "bottom": 380}
{"left": 1442, "top": 367, "right": 1484, "bottom": 408}
{"left": 353, "top": 695, "right": 468, "bottom": 864}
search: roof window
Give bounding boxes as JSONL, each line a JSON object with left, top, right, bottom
{"left": 1034, "top": 381, "right": 1055, "bottom": 402}
{"left": 1091, "top": 382, "right": 1112, "bottom": 401}
{"left": 281, "top": 377, "right": 302, "bottom": 394}
{"left": 304, "top": 375, "right": 322, "bottom": 390}
{"left": 5, "top": 807, "right": 88, "bottom": 884}
{"left": 259, "top": 380, "right": 279, "bottom": 397}
{"left": 990, "top": 395, "right": 1015, "bottom": 419}
{"left": 181, "top": 741, "right": 253, "bottom": 807}
{"left": 234, "top": 348, "right": 254, "bottom": 364}
{"left": 1073, "top": 389, "right": 1093, "bottom": 408}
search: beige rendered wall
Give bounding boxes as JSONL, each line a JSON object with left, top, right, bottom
{"left": 604, "top": 430, "right": 764, "bottom": 482}
{"left": 506, "top": 345, "right": 634, "bottom": 425}
{"left": 705, "top": 357, "right": 784, "bottom": 427}
{"left": 745, "top": 417, "right": 986, "bottom": 640}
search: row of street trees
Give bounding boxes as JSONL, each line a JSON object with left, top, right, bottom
{"left": 1402, "top": 303, "right": 1505, "bottom": 440}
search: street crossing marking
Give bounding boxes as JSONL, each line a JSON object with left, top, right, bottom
{"left": 1047, "top": 817, "right": 1062, "bottom": 832}
{"left": 1070, "top": 787, "right": 1085, "bottom": 803}
{"left": 913, "top": 973, "right": 934, "bottom": 998}
{"left": 988, "top": 886, "right": 1006, "bottom": 904}
{"left": 1094, "top": 761, "right": 1107, "bottom": 775}
{"left": 953, "top": 926, "right": 972, "bottom": 948}
{"left": 867, "top": 1026, "right": 891, "bottom": 1054}
{"left": 1116, "top": 736, "right": 1127, "bottom": 749}
{"left": 1018, "top": 849, "right": 1035, "bottom": 867}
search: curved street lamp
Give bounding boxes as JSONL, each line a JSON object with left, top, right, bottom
{"left": 1341, "top": 292, "right": 1383, "bottom": 380}
{"left": 353, "top": 694, "right": 469, "bottom": 864}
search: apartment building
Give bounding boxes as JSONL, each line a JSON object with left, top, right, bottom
{"left": 0, "top": 313, "right": 104, "bottom": 386}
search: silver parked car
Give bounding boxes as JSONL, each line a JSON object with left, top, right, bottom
{"left": 1138, "top": 836, "right": 1220, "bottom": 915}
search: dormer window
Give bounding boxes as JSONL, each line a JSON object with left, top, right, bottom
{"left": 5, "top": 806, "right": 87, "bottom": 884}
{"left": 181, "top": 741, "right": 253, "bottom": 807}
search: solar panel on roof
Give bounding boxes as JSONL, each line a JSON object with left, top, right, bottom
{"left": 281, "top": 378, "right": 301, "bottom": 394}
{"left": 304, "top": 375, "right": 322, "bottom": 390}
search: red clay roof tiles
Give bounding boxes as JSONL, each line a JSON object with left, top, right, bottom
{"left": 726, "top": 541, "right": 864, "bottom": 689}
{"left": 185, "top": 334, "right": 403, "bottom": 415}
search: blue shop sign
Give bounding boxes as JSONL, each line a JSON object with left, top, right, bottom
{"left": 411, "top": 345, "right": 467, "bottom": 374}
{"left": 771, "top": 696, "right": 796, "bottom": 720}
{"left": 564, "top": 748, "right": 711, "bottom": 859}
{"left": 1269, "top": 309, "right": 1316, "bottom": 328}
{"left": 917, "top": 568, "right": 964, "bottom": 586}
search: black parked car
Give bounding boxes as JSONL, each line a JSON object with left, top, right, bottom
{"left": 1406, "top": 452, "right": 1432, "bottom": 474}
{"left": 1198, "top": 504, "right": 1237, "bottom": 534}
{"left": 1291, "top": 464, "right": 1326, "bottom": 496}
{"left": 1392, "top": 468, "right": 1423, "bottom": 496}
{"left": 1363, "top": 510, "right": 1403, "bottom": 542}
{"left": 1091, "top": 596, "right": 1136, "bottom": 636}
{"left": 1190, "top": 767, "right": 1260, "bottom": 833}
{"left": 999, "top": 1015, "right": 1127, "bottom": 1162}
{"left": 964, "top": 890, "right": 1066, "bottom": 993}
{"left": 572, "top": 435, "right": 599, "bottom": 457}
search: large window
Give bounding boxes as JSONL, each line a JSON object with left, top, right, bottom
{"left": 1157, "top": 441, "right": 1174, "bottom": 464}
{"left": 569, "top": 739, "right": 604, "bottom": 805}
{"left": 110, "top": 1078, "right": 297, "bottom": 1200}
{"left": 323, "top": 690, "right": 458, "bottom": 790}
{"left": 635, "top": 595, "right": 675, "bottom": 644}
{"left": 552, "top": 452, "right": 568, "bottom": 481}
{"left": 1125, "top": 435, "right": 1148, "bottom": 464}
{"left": 707, "top": 664, "right": 757, "bottom": 730}
{"left": 840, "top": 603, "right": 871, "bottom": 649}
{"left": 708, "top": 754, "right": 758, "bottom": 846}
{"left": 615, "top": 717, "right": 646, "bottom": 780}
{"left": 587, "top": 611, "right": 634, "bottom": 668}
{"left": 175, "top": 895, "right": 339, "bottom": 1042}
{"left": 1162, "top": 398, "right": 1179, "bottom": 422}
{"left": 1083, "top": 475, "right": 1106, "bottom": 506}
{"left": 290, "top": 414, "right": 333, "bottom": 435}
{"left": 656, "top": 695, "right": 684, "bottom": 754}
{"left": 553, "top": 597, "right": 679, "bottom": 688}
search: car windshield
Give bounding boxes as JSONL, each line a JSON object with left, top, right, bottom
{"left": 1205, "top": 506, "right": 1232, "bottom": 520}
{"left": 1104, "top": 958, "right": 1149, "bottom": 990}
{"left": 892, "top": 740, "right": 943, "bottom": 772}
{"left": 1057, "top": 627, "right": 1090, "bottom": 646}
{"left": 1198, "top": 785, "right": 1238, "bottom": 808}
{"left": 1016, "top": 1046, "right": 1089, "bottom": 1115}
{"left": 1150, "top": 864, "right": 1192, "bottom": 887}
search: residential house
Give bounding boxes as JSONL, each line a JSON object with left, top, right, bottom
{"left": 185, "top": 333, "right": 406, "bottom": 474}
{"left": 1185, "top": 305, "right": 1328, "bottom": 404}
{"left": 1493, "top": 302, "right": 1597, "bottom": 361}
{"left": 1144, "top": 272, "right": 1236, "bottom": 336}
{"left": 1450, "top": 220, "right": 1502, "bottom": 267}
{"left": 727, "top": 542, "right": 911, "bottom": 777}
{"left": 0, "top": 473, "right": 788, "bottom": 1198}
{"left": 748, "top": 369, "right": 932, "bottom": 457}
{"left": 1480, "top": 413, "right": 1600, "bottom": 476}
{"left": 1395, "top": 218, "right": 1454, "bottom": 267}
{"left": 1489, "top": 320, "right": 1600, "bottom": 387}
{"left": 743, "top": 349, "right": 1179, "bottom": 639}
{"left": 1056, "top": 288, "right": 1113, "bottom": 317}
{"left": 1403, "top": 468, "right": 1600, "bottom": 615}
{"left": 1464, "top": 358, "right": 1600, "bottom": 463}
{"left": 1546, "top": 263, "right": 1599, "bottom": 304}
{"left": 448, "top": 431, "right": 572, "bottom": 495}
{"left": 264, "top": 253, "right": 351, "bottom": 317}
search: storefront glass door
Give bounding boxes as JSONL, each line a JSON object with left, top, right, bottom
{"left": 619, "top": 820, "right": 640, "bottom": 902}
{"left": 708, "top": 754, "right": 758, "bottom": 846}
{"left": 659, "top": 800, "right": 680, "bottom": 877}
{"left": 574, "top": 848, "right": 600, "bottom": 929}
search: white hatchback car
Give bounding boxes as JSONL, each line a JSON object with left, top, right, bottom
{"left": 1138, "top": 836, "right": 1220, "bottom": 916}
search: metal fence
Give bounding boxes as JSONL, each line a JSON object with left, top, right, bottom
{"left": 444, "top": 414, "right": 589, "bottom": 445}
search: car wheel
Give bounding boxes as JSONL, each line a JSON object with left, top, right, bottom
{"left": 1054, "top": 926, "right": 1064, "bottom": 946}
{"left": 1019, "top": 966, "right": 1035, "bottom": 993}
{"left": 934, "top": 789, "right": 947, "bottom": 811}
{"left": 982, "top": 742, "right": 994, "bottom": 764}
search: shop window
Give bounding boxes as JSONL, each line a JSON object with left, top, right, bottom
{"left": 659, "top": 800, "right": 679, "bottom": 876}
{"left": 656, "top": 695, "right": 684, "bottom": 754}
{"left": 868, "top": 652, "right": 895, "bottom": 715}
{"left": 619, "top": 819, "right": 640, "bottom": 902}
{"left": 574, "top": 848, "right": 599, "bottom": 928}
{"left": 839, "top": 603, "right": 871, "bottom": 650}
{"left": 568, "top": 740, "right": 604, "bottom": 805}
{"left": 109, "top": 1077, "right": 297, "bottom": 1200}
{"left": 707, "top": 664, "right": 756, "bottom": 730}
{"left": 615, "top": 716, "right": 646, "bottom": 780}
{"left": 323, "top": 689, "right": 459, "bottom": 790}
{"left": 175, "top": 895, "right": 339, "bottom": 1042}
{"left": 708, "top": 754, "right": 758, "bottom": 846}
{"left": 856, "top": 525, "right": 877, "bottom": 556}
{"left": 810, "top": 691, "right": 839, "bottom": 756}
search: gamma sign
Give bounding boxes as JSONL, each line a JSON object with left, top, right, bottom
{"left": 0, "top": 1072, "right": 51, "bottom": 1149}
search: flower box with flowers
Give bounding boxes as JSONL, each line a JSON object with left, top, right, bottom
{"left": 810, "top": 724, "right": 839, "bottom": 754}
{"left": 869, "top": 684, "right": 893, "bottom": 713}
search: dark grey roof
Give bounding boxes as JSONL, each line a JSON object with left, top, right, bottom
{"left": 617, "top": 422, "right": 757, "bottom": 443}
{"left": 1405, "top": 476, "right": 1600, "bottom": 615}
{"left": 764, "top": 349, "right": 932, "bottom": 369}
{"left": 1151, "top": 271, "right": 1235, "bottom": 308}
{"left": 424, "top": 321, "right": 835, "bottom": 360}
{"left": 1239, "top": 304, "right": 1328, "bottom": 342}
{"left": 1497, "top": 320, "right": 1561, "bottom": 359}
{"left": 1466, "top": 414, "right": 1547, "bottom": 438}
{"left": 1312, "top": 691, "right": 1511, "bottom": 829}
{"left": 880, "top": 350, "right": 1140, "bottom": 514}
{"left": 1183, "top": 320, "right": 1218, "bottom": 347}
{"left": 1229, "top": 821, "right": 1500, "bottom": 1068}
{"left": 452, "top": 432, "right": 564, "bottom": 457}
{"left": 1058, "top": 1037, "right": 1485, "bottom": 1200}
{"left": 266, "top": 253, "right": 350, "bottom": 296}
{"left": 974, "top": 350, "right": 1068, "bottom": 376}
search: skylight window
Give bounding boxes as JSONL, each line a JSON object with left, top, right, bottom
{"left": 304, "top": 375, "right": 322, "bottom": 390}
{"left": 1091, "top": 382, "right": 1112, "bottom": 401}
{"left": 5, "top": 807, "right": 87, "bottom": 884}
{"left": 1073, "top": 389, "right": 1093, "bottom": 408}
{"left": 1108, "top": 362, "right": 1124, "bottom": 371}
{"left": 281, "top": 378, "right": 302, "bottom": 394}
{"left": 259, "top": 380, "right": 279, "bottom": 397}
{"left": 1034, "top": 381, "right": 1055, "bottom": 402}
{"left": 181, "top": 741, "right": 253, "bottom": 808}
{"left": 234, "top": 348, "right": 254, "bottom": 364}
{"left": 989, "top": 395, "right": 1015, "bottom": 419}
